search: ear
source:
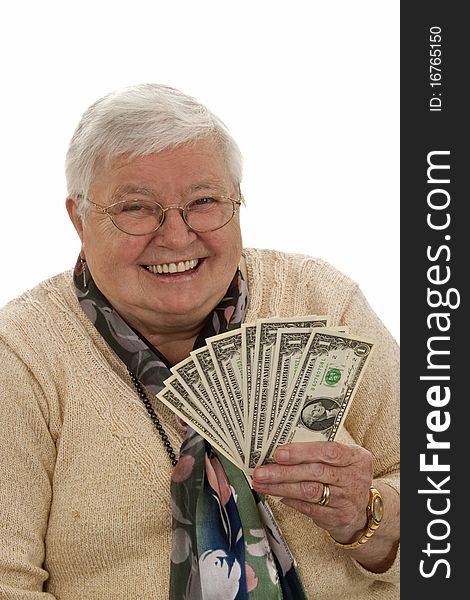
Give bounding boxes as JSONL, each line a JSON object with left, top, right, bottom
{"left": 66, "top": 197, "right": 85, "bottom": 243}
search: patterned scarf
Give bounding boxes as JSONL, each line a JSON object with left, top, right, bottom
{"left": 73, "top": 256, "right": 307, "bottom": 600}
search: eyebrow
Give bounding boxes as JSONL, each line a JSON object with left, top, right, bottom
{"left": 112, "top": 181, "right": 228, "bottom": 200}
{"left": 186, "top": 181, "right": 227, "bottom": 193}
{"left": 112, "top": 185, "right": 157, "bottom": 200}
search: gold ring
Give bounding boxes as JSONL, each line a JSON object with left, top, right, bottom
{"left": 318, "top": 483, "right": 330, "bottom": 507}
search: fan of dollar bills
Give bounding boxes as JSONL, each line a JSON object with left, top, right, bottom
{"left": 156, "top": 315, "right": 374, "bottom": 476}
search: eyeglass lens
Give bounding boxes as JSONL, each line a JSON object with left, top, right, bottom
{"left": 109, "top": 197, "right": 236, "bottom": 234}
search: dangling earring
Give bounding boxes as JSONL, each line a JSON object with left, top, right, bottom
{"left": 79, "top": 256, "right": 88, "bottom": 288}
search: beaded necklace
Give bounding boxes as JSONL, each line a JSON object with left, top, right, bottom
{"left": 128, "top": 369, "right": 177, "bottom": 466}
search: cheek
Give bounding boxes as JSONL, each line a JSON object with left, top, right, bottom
{"left": 83, "top": 230, "right": 146, "bottom": 269}
{"left": 211, "top": 224, "right": 242, "bottom": 263}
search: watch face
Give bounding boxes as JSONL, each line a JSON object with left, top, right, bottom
{"left": 372, "top": 494, "right": 384, "bottom": 522}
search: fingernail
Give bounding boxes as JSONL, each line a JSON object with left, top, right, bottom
{"left": 253, "top": 468, "right": 268, "bottom": 481}
{"left": 275, "top": 449, "right": 289, "bottom": 462}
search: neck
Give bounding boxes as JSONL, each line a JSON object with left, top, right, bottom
{"left": 153, "top": 336, "right": 198, "bottom": 365}
{"left": 128, "top": 317, "right": 207, "bottom": 365}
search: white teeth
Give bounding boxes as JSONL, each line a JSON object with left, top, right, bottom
{"left": 146, "top": 258, "right": 199, "bottom": 274}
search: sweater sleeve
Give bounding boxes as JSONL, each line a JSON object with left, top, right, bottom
{"left": 340, "top": 284, "right": 400, "bottom": 583}
{"left": 0, "top": 342, "right": 57, "bottom": 598}
{"left": 340, "top": 284, "right": 400, "bottom": 483}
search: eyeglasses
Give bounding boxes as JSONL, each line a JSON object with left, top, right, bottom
{"left": 83, "top": 195, "right": 242, "bottom": 236}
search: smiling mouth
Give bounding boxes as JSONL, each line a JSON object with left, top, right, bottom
{"left": 145, "top": 258, "right": 200, "bottom": 274}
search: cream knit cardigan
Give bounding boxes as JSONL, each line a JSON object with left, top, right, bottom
{"left": 0, "top": 248, "right": 400, "bottom": 599}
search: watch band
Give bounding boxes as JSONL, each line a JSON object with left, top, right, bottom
{"left": 327, "top": 487, "right": 383, "bottom": 549}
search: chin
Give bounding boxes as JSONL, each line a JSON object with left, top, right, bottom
{"left": 153, "top": 297, "right": 208, "bottom": 317}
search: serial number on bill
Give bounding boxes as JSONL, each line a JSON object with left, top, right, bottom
{"left": 429, "top": 26, "right": 442, "bottom": 112}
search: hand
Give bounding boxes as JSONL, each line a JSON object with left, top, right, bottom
{"left": 252, "top": 441, "right": 373, "bottom": 543}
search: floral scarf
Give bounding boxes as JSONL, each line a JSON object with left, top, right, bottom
{"left": 73, "top": 256, "right": 307, "bottom": 600}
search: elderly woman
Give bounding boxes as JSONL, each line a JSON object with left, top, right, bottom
{"left": 0, "top": 84, "right": 399, "bottom": 599}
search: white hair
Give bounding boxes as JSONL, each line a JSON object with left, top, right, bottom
{"left": 65, "top": 83, "right": 243, "bottom": 215}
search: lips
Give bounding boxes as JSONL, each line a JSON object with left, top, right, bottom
{"left": 145, "top": 258, "right": 199, "bottom": 274}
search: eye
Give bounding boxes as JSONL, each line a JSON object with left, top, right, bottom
{"left": 116, "top": 199, "right": 158, "bottom": 215}
{"left": 192, "top": 197, "right": 217, "bottom": 206}
{"left": 121, "top": 203, "right": 141, "bottom": 213}
{"left": 122, "top": 203, "right": 145, "bottom": 212}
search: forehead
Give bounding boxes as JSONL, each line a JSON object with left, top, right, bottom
{"left": 93, "top": 138, "right": 232, "bottom": 196}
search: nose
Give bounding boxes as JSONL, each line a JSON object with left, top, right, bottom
{"left": 161, "top": 205, "right": 185, "bottom": 223}
{"left": 154, "top": 205, "right": 195, "bottom": 248}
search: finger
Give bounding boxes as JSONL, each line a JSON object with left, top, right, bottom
{"left": 253, "top": 460, "right": 359, "bottom": 487}
{"left": 273, "top": 441, "right": 369, "bottom": 467}
{"left": 253, "top": 480, "right": 329, "bottom": 504}
{"left": 280, "top": 498, "right": 353, "bottom": 530}
{"left": 280, "top": 497, "right": 332, "bottom": 521}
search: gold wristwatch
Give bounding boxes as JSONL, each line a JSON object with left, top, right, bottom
{"left": 327, "top": 487, "right": 383, "bottom": 549}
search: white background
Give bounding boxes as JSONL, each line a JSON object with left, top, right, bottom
{"left": 0, "top": 1, "right": 399, "bottom": 342}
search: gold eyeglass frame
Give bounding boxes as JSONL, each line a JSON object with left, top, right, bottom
{"left": 81, "top": 195, "right": 242, "bottom": 236}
